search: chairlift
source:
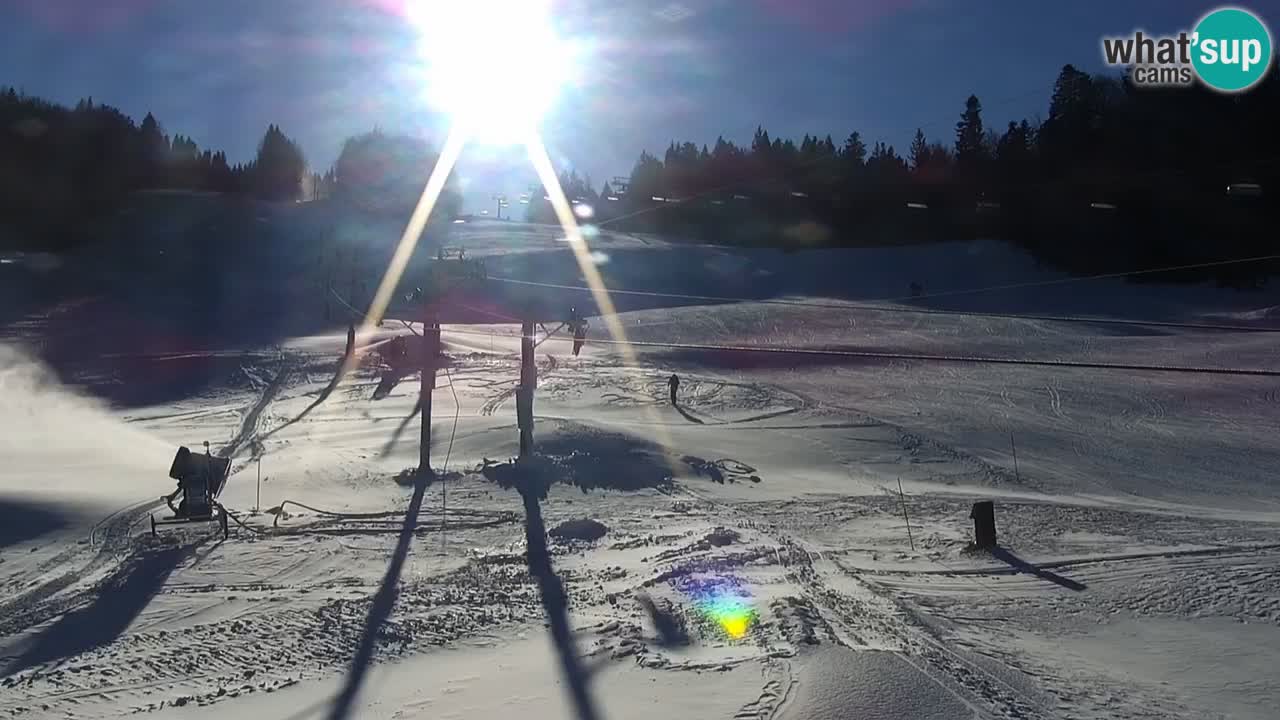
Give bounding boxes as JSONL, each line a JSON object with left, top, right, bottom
{"left": 790, "top": 191, "right": 808, "bottom": 198}
{"left": 1090, "top": 202, "right": 1118, "bottom": 210}
{"left": 732, "top": 194, "right": 749, "bottom": 201}
{"left": 906, "top": 202, "right": 929, "bottom": 210}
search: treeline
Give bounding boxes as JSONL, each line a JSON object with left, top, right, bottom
{"left": 0, "top": 88, "right": 309, "bottom": 250}
{"left": 0, "top": 86, "right": 470, "bottom": 251}
{"left": 532, "top": 66, "right": 1279, "bottom": 288}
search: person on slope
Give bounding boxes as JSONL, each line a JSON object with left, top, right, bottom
{"left": 668, "top": 373, "right": 680, "bottom": 405}
{"left": 568, "top": 306, "right": 588, "bottom": 357}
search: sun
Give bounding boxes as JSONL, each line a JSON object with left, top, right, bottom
{"left": 407, "top": 0, "right": 571, "bottom": 144}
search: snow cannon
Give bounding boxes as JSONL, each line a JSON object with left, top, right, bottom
{"left": 152, "top": 443, "right": 231, "bottom": 539}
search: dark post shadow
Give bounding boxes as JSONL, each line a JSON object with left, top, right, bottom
{"left": 0, "top": 499, "right": 73, "bottom": 551}
{"left": 379, "top": 398, "right": 423, "bottom": 456}
{"left": 516, "top": 473, "right": 601, "bottom": 720}
{"left": 3, "top": 544, "right": 194, "bottom": 676}
{"left": 325, "top": 470, "right": 429, "bottom": 720}
{"left": 261, "top": 362, "right": 346, "bottom": 442}
{"left": 372, "top": 368, "right": 410, "bottom": 401}
{"left": 991, "top": 547, "right": 1087, "bottom": 591}
{"left": 673, "top": 403, "right": 705, "bottom": 425}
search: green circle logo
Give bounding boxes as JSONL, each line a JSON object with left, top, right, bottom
{"left": 1192, "top": 7, "right": 1273, "bottom": 92}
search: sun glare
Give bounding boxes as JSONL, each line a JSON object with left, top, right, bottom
{"left": 408, "top": 0, "right": 570, "bottom": 144}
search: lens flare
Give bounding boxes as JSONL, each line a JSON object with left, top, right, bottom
{"left": 698, "top": 590, "right": 756, "bottom": 639}
{"left": 684, "top": 577, "right": 756, "bottom": 640}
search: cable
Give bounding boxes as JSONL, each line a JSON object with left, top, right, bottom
{"left": 270, "top": 500, "right": 404, "bottom": 527}
{"left": 483, "top": 254, "right": 1280, "bottom": 334}
{"left": 220, "top": 505, "right": 271, "bottom": 536}
{"left": 443, "top": 367, "right": 461, "bottom": 472}
{"left": 437, "top": 325, "right": 1280, "bottom": 378}
{"left": 442, "top": 367, "right": 462, "bottom": 556}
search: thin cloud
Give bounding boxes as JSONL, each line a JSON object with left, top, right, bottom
{"left": 757, "top": 0, "right": 921, "bottom": 33}
{"left": 9, "top": 0, "right": 156, "bottom": 33}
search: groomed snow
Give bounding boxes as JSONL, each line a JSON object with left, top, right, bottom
{"left": 2, "top": 206, "right": 1278, "bottom": 719}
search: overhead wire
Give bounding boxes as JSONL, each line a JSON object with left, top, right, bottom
{"left": 443, "top": 367, "right": 461, "bottom": 473}
{"left": 436, "top": 324, "right": 1280, "bottom": 378}
{"left": 480, "top": 251, "right": 1280, "bottom": 334}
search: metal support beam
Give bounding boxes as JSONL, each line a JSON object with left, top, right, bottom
{"left": 420, "top": 319, "right": 440, "bottom": 476}
{"left": 518, "top": 320, "right": 536, "bottom": 458}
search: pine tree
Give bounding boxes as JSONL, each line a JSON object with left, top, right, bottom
{"left": 252, "top": 124, "right": 306, "bottom": 201}
{"left": 841, "top": 132, "right": 866, "bottom": 166}
{"left": 751, "top": 126, "right": 772, "bottom": 156}
{"left": 1040, "top": 64, "right": 1098, "bottom": 173}
{"left": 138, "top": 112, "right": 168, "bottom": 187}
{"left": 954, "top": 95, "right": 987, "bottom": 179}
{"left": 909, "top": 129, "right": 929, "bottom": 172}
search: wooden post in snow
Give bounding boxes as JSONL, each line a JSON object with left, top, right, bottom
{"left": 1010, "top": 432, "right": 1020, "bottom": 483}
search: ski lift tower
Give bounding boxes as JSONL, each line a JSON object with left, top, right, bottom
{"left": 492, "top": 193, "right": 509, "bottom": 220}
{"left": 385, "top": 255, "right": 599, "bottom": 472}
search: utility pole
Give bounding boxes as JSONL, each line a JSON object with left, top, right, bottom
{"left": 517, "top": 319, "right": 536, "bottom": 458}
{"left": 420, "top": 317, "right": 440, "bottom": 477}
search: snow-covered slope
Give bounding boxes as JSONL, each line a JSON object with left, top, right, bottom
{"left": 2, "top": 212, "right": 1278, "bottom": 719}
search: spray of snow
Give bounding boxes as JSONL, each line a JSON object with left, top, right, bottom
{"left": 0, "top": 344, "right": 172, "bottom": 501}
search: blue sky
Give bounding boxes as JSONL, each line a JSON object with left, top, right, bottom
{"left": 1, "top": 0, "right": 1270, "bottom": 209}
